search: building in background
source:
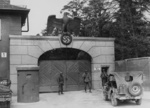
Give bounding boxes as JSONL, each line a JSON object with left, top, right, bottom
{"left": 0, "top": 0, "right": 29, "bottom": 78}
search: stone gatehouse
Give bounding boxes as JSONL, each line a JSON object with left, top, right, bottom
{"left": 10, "top": 35, "right": 115, "bottom": 95}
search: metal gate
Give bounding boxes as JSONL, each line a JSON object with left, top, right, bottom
{"left": 39, "top": 60, "right": 91, "bottom": 92}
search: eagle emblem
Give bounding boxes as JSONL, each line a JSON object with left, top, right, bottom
{"left": 46, "top": 12, "right": 81, "bottom": 36}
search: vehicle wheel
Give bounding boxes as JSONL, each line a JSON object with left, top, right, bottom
{"left": 111, "top": 93, "right": 118, "bottom": 106}
{"left": 136, "top": 98, "right": 142, "bottom": 105}
{"left": 103, "top": 90, "right": 108, "bottom": 101}
{"left": 128, "top": 83, "right": 143, "bottom": 96}
{"left": 104, "top": 94, "right": 108, "bottom": 101}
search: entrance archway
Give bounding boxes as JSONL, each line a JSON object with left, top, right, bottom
{"left": 38, "top": 48, "right": 92, "bottom": 92}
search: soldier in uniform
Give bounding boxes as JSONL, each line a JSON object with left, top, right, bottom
{"left": 100, "top": 68, "right": 109, "bottom": 88}
{"left": 57, "top": 72, "right": 64, "bottom": 95}
{"left": 82, "top": 70, "right": 92, "bottom": 93}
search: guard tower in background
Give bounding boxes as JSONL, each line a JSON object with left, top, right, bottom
{"left": 0, "top": 0, "right": 29, "bottom": 78}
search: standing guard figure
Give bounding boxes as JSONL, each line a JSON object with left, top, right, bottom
{"left": 100, "top": 69, "right": 109, "bottom": 88}
{"left": 82, "top": 70, "right": 92, "bottom": 93}
{"left": 57, "top": 72, "right": 64, "bottom": 95}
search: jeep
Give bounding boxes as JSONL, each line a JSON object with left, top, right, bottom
{"left": 102, "top": 71, "right": 143, "bottom": 106}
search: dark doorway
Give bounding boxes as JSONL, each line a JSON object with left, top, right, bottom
{"left": 101, "top": 66, "right": 109, "bottom": 74}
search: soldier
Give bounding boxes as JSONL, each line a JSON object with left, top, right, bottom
{"left": 82, "top": 70, "right": 92, "bottom": 93}
{"left": 57, "top": 72, "right": 64, "bottom": 95}
{"left": 100, "top": 69, "right": 108, "bottom": 88}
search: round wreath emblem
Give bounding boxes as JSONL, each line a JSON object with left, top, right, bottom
{"left": 61, "top": 33, "right": 72, "bottom": 45}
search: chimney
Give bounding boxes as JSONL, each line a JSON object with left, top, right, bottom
{"left": 0, "top": 0, "right": 10, "bottom": 4}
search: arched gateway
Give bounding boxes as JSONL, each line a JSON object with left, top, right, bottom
{"left": 10, "top": 35, "right": 115, "bottom": 95}
{"left": 38, "top": 48, "right": 91, "bottom": 92}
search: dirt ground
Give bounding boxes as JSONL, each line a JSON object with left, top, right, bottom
{"left": 11, "top": 90, "right": 150, "bottom": 108}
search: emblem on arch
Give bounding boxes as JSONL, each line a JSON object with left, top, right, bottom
{"left": 60, "top": 32, "right": 73, "bottom": 45}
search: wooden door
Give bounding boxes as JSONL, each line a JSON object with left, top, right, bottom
{"left": 39, "top": 60, "right": 91, "bottom": 92}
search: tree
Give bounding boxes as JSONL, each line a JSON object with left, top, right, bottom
{"left": 41, "top": 0, "right": 150, "bottom": 61}
{"left": 61, "top": 0, "right": 87, "bottom": 17}
{"left": 61, "top": 0, "right": 115, "bottom": 37}
{"left": 112, "top": 0, "right": 150, "bottom": 60}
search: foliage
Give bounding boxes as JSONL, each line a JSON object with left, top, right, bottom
{"left": 41, "top": 0, "right": 150, "bottom": 60}
{"left": 61, "top": 0, "right": 87, "bottom": 17}
{"left": 112, "top": 0, "right": 150, "bottom": 60}
{"left": 61, "top": 0, "right": 115, "bottom": 37}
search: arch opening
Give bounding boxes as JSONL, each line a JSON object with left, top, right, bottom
{"left": 38, "top": 48, "right": 92, "bottom": 92}
{"left": 38, "top": 48, "right": 92, "bottom": 65}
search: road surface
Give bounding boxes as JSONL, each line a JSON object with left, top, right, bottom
{"left": 11, "top": 90, "right": 150, "bottom": 108}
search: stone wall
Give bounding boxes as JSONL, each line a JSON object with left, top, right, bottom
{"left": 10, "top": 35, "right": 115, "bottom": 95}
{"left": 0, "top": 14, "right": 21, "bottom": 78}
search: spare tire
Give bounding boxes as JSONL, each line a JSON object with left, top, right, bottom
{"left": 128, "top": 83, "right": 143, "bottom": 96}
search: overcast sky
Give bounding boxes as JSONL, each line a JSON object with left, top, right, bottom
{"left": 11, "top": 0, "right": 71, "bottom": 35}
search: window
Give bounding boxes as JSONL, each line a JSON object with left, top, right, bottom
{"left": 125, "top": 73, "right": 133, "bottom": 82}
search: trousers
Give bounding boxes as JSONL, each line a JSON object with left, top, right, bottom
{"left": 84, "top": 82, "right": 91, "bottom": 92}
{"left": 58, "top": 84, "right": 64, "bottom": 94}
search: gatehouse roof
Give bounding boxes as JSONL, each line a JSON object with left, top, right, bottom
{"left": 0, "top": 0, "right": 30, "bottom": 26}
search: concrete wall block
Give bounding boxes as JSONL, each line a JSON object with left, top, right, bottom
{"left": 95, "top": 41, "right": 106, "bottom": 46}
{"left": 92, "top": 72, "right": 101, "bottom": 81}
{"left": 10, "top": 39, "right": 22, "bottom": 45}
{"left": 33, "top": 40, "right": 40, "bottom": 45}
{"left": 21, "top": 55, "right": 38, "bottom": 65}
{"left": 60, "top": 43, "right": 67, "bottom": 48}
{"left": 10, "top": 65, "right": 18, "bottom": 74}
{"left": 10, "top": 46, "right": 27, "bottom": 54}
{"left": 10, "top": 55, "right": 21, "bottom": 65}
{"left": 28, "top": 46, "right": 44, "bottom": 58}
{"left": 11, "top": 84, "right": 17, "bottom": 96}
{"left": 65, "top": 42, "right": 73, "bottom": 48}
{"left": 48, "top": 41, "right": 60, "bottom": 49}
{"left": 100, "top": 47, "right": 114, "bottom": 55}
{"left": 92, "top": 80, "right": 102, "bottom": 89}
{"left": 105, "top": 41, "right": 114, "bottom": 47}
{"left": 93, "top": 56, "right": 106, "bottom": 64}
{"left": 10, "top": 74, "right": 17, "bottom": 84}
{"left": 105, "top": 55, "right": 115, "bottom": 64}
{"left": 80, "top": 41, "right": 95, "bottom": 52}
{"left": 88, "top": 47, "right": 101, "bottom": 57}
{"left": 21, "top": 40, "right": 34, "bottom": 45}
{"left": 91, "top": 64, "right": 101, "bottom": 72}
{"left": 72, "top": 41, "right": 84, "bottom": 49}
{"left": 38, "top": 40, "right": 53, "bottom": 52}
